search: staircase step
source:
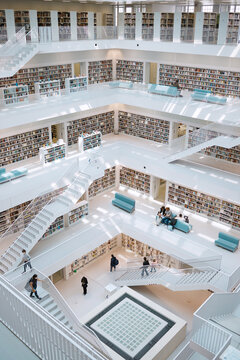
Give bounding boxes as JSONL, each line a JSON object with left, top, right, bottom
{"left": 4, "top": 253, "right": 16, "bottom": 262}
{"left": 0, "top": 262, "right": 8, "bottom": 270}
{"left": 45, "top": 303, "right": 58, "bottom": 313}
{"left": 55, "top": 313, "right": 65, "bottom": 322}
{"left": 21, "top": 234, "right": 33, "bottom": 243}
{"left": 31, "top": 221, "right": 43, "bottom": 230}
{"left": 1, "top": 257, "right": 12, "bottom": 267}
{"left": 52, "top": 309, "right": 62, "bottom": 317}
{"left": 42, "top": 209, "right": 54, "bottom": 217}
{"left": 39, "top": 296, "right": 53, "bottom": 308}
{"left": 28, "top": 226, "right": 39, "bottom": 234}
{"left": 24, "top": 230, "right": 36, "bottom": 238}
{"left": 12, "top": 243, "right": 23, "bottom": 252}
{"left": 38, "top": 213, "right": 50, "bottom": 221}
{"left": 17, "top": 239, "right": 28, "bottom": 248}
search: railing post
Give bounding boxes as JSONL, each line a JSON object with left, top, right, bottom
{"left": 153, "top": 12, "right": 161, "bottom": 41}
{"left": 88, "top": 12, "right": 94, "bottom": 40}
{"left": 29, "top": 10, "right": 38, "bottom": 43}
{"left": 51, "top": 11, "right": 59, "bottom": 42}
{"left": 70, "top": 11, "right": 77, "bottom": 41}
{"left": 173, "top": 9, "right": 181, "bottom": 43}
{"left": 5, "top": 10, "right": 15, "bottom": 40}
{"left": 218, "top": 12, "right": 229, "bottom": 45}
{"left": 118, "top": 13, "right": 124, "bottom": 40}
{"left": 194, "top": 12, "right": 204, "bottom": 44}
{"left": 135, "top": 12, "right": 142, "bottom": 41}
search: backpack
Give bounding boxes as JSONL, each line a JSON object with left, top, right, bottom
{"left": 170, "top": 218, "right": 177, "bottom": 226}
{"left": 115, "top": 258, "right": 119, "bottom": 266}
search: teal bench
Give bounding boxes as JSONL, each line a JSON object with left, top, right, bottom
{"left": 191, "top": 89, "right": 227, "bottom": 105}
{"left": 206, "top": 94, "right": 227, "bottom": 105}
{"left": 166, "top": 213, "right": 192, "bottom": 233}
{"left": 112, "top": 193, "right": 135, "bottom": 213}
{"left": 148, "top": 84, "right": 180, "bottom": 97}
{"left": 109, "top": 81, "right": 133, "bottom": 89}
{"left": 215, "top": 232, "right": 239, "bottom": 252}
{"left": 0, "top": 167, "right": 28, "bottom": 184}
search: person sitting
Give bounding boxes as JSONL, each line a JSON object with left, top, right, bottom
{"left": 161, "top": 207, "right": 173, "bottom": 225}
{"left": 159, "top": 206, "right": 166, "bottom": 217}
{"left": 179, "top": 213, "right": 189, "bottom": 223}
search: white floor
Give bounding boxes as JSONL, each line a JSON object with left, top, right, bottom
{"left": 55, "top": 247, "right": 211, "bottom": 333}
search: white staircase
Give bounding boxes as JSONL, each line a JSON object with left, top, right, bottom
{"left": 0, "top": 171, "right": 91, "bottom": 275}
{"left": 114, "top": 265, "right": 221, "bottom": 291}
{"left": 0, "top": 28, "right": 39, "bottom": 78}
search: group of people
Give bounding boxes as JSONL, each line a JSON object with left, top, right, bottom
{"left": 141, "top": 257, "right": 157, "bottom": 277}
{"left": 156, "top": 206, "right": 189, "bottom": 229}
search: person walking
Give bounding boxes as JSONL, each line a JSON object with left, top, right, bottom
{"left": 150, "top": 259, "right": 157, "bottom": 273}
{"left": 110, "top": 254, "right": 118, "bottom": 272}
{"left": 141, "top": 257, "right": 149, "bottom": 277}
{"left": 22, "top": 249, "right": 32, "bottom": 273}
{"left": 29, "top": 274, "right": 42, "bottom": 300}
{"left": 81, "top": 276, "right": 88, "bottom": 295}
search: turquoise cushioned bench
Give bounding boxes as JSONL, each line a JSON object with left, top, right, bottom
{"left": 10, "top": 168, "right": 28, "bottom": 179}
{"left": 215, "top": 232, "right": 239, "bottom": 252}
{"left": 191, "top": 89, "right": 227, "bottom": 105}
{"left": 109, "top": 81, "right": 133, "bottom": 89}
{"left": 174, "top": 220, "right": 192, "bottom": 233}
{"left": 148, "top": 84, "right": 180, "bottom": 97}
{"left": 0, "top": 168, "right": 14, "bottom": 183}
{"left": 112, "top": 193, "right": 135, "bottom": 213}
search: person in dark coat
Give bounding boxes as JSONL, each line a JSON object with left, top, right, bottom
{"left": 141, "top": 257, "right": 150, "bottom": 277}
{"left": 110, "top": 254, "right": 117, "bottom": 272}
{"left": 81, "top": 276, "right": 88, "bottom": 295}
{"left": 29, "top": 274, "right": 42, "bottom": 300}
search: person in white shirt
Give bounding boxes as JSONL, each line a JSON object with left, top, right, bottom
{"left": 22, "top": 249, "right": 32, "bottom": 273}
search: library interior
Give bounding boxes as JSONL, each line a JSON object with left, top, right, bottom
{"left": 0, "top": 0, "right": 240, "bottom": 359}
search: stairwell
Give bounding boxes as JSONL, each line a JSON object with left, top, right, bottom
{"left": 0, "top": 172, "right": 92, "bottom": 275}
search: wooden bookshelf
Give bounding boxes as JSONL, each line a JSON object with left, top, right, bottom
{"left": 88, "top": 60, "right": 113, "bottom": 84}
{"left": 181, "top": 13, "right": 195, "bottom": 42}
{"left": 78, "top": 131, "right": 102, "bottom": 152}
{"left": 124, "top": 13, "right": 136, "bottom": 39}
{"left": 69, "top": 236, "right": 118, "bottom": 275}
{"left": 168, "top": 182, "right": 240, "bottom": 230}
{"left": 202, "top": 145, "right": 240, "bottom": 164}
{"left": 142, "top": 13, "right": 154, "bottom": 40}
{"left": 39, "top": 141, "right": 66, "bottom": 164}
{"left": 118, "top": 111, "right": 169, "bottom": 143}
{"left": 116, "top": 60, "right": 144, "bottom": 83}
{"left": 104, "top": 13, "right": 114, "bottom": 26}
{"left": 158, "top": 64, "right": 240, "bottom": 97}
{"left": 120, "top": 167, "right": 150, "bottom": 194}
{"left": 88, "top": 166, "right": 116, "bottom": 198}
{"left": 0, "top": 127, "right": 49, "bottom": 167}
{"left": 67, "top": 111, "right": 114, "bottom": 146}
{"left": 203, "top": 13, "right": 218, "bottom": 44}
{"left": 65, "top": 76, "right": 87, "bottom": 93}
{"left": 58, "top": 11, "right": 70, "bottom": 27}
{"left": 0, "top": 64, "right": 72, "bottom": 94}
{"left": 0, "top": 10, "right": 7, "bottom": 43}
{"left": 42, "top": 215, "right": 64, "bottom": 239}
{"left": 226, "top": 13, "right": 240, "bottom": 44}
{"left": 14, "top": 10, "right": 30, "bottom": 35}
{"left": 68, "top": 201, "right": 88, "bottom": 226}
{"left": 0, "top": 85, "right": 28, "bottom": 105}
{"left": 37, "top": 11, "right": 51, "bottom": 26}
{"left": 160, "top": 13, "right": 174, "bottom": 41}
{"left": 0, "top": 187, "right": 65, "bottom": 236}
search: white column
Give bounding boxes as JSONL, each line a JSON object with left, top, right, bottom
{"left": 114, "top": 106, "right": 119, "bottom": 134}
{"left": 115, "top": 165, "right": 120, "bottom": 188}
{"left": 29, "top": 10, "right": 38, "bottom": 42}
{"left": 88, "top": 12, "right": 94, "bottom": 40}
{"left": 194, "top": 12, "right": 204, "bottom": 44}
{"left": 173, "top": 11, "right": 181, "bottom": 42}
{"left": 5, "top": 9, "right": 15, "bottom": 39}
{"left": 70, "top": 11, "right": 77, "bottom": 41}
{"left": 51, "top": 11, "right": 59, "bottom": 41}
{"left": 96, "top": 13, "right": 102, "bottom": 39}
{"left": 135, "top": 12, "right": 142, "bottom": 40}
{"left": 118, "top": 13, "right": 124, "bottom": 39}
{"left": 218, "top": 12, "right": 229, "bottom": 45}
{"left": 156, "top": 63, "right": 160, "bottom": 84}
{"left": 153, "top": 12, "right": 161, "bottom": 41}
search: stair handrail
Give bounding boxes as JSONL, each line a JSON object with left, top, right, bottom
{"left": 0, "top": 160, "right": 80, "bottom": 263}
{"left": 0, "top": 27, "right": 26, "bottom": 57}
{"left": 0, "top": 275, "right": 109, "bottom": 360}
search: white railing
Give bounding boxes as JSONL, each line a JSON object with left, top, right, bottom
{"left": 0, "top": 275, "right": 109, "bottom": 360}
{"left": 160, "top": 27, "right": 174, "bottom": 41}
{"left": 94, "top": 26, "right": 118, "bottom": 40}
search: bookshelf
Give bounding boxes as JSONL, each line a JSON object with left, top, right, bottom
{"left": 181, "top": 13, "right": 195, "bottom": 42}
{"left": 0, "top": 127, "right": 49, "bottom": 167}
{"left": 0, "top": 187, "right": 65, "bottom": 236}
{"left": 69, "top": 236, "right": 118, "bottom": 275}
{"left": 160, "top": 13, "right": 174, "bottom": 41}
{"left": 78, "top": 131, "right": 102, "bottom": 152}
{"left": 168, "top": 182, "right": 240, "bottom": 230}
{"left": 37, "top": 11, "right": 51, "bottom": 26}
{"left": 58, "top": 12, "right": 71, "bottom": 40}
{"left": 104, "top": 13, "right": 114, "bottom": 26}
{"left": 0, "top": 64, "right": 72, "bottom": 95}
{"left": 88, "top": 60, "right": 113, "bottom": 84}
{"left": 68, "top": 201, "right": 88, "bottom": 226}
{"left": 202, "top": 145, "right": 240, "bottom": 164}
{"left": 65, "top": 76, "right": 88, "bottom": 94}
{"left": 0, "top": 10, "right": 7, "bottom": 43}
{"left": 158, "top": 64, "right": 240, "bottom": 97}
{"left": 118, "top": 111, "right": 169, "bottom": 143}
{"left": 116, "top": 60, "right": 144, "bottom": 83}
{"left": 88, "top": 166, "right": 116, "bottom": 198}
{"left": 14, "top": 10, "right": 30, "bottom": 35}
{"left": 142, "top": 13, "right": 154, "bottom": 40}
{"left": 1, "top": 85, "right": 28, "bottom": 105}
{"left": 42, "top": 216, "right": 64, "bottom": 239}
{"left": 67, "top": 111, "right": 114, "bottom": 146}
{"left": 39, "top": 141, "right": 66, "bottom": 164}
{"left": 203, "top": 13, "right": 218, "bottom": 44}
{"left": 120, "top": 167, "right": 151, "bottom": 194}
{"left": 226, "top": 13, "right": 240, "bottom": 44}
{"left": 35, "top": 80, "right": 61, "bottom": 98}
{"left": 124, "top": 13, "right": 136, "bottom": 39}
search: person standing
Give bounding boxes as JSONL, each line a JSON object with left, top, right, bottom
{"left": 110, "top": 254, "right": 118, "bottom": 272}
{"left": 156, "top": 211, "right": 161, "bottom": 226}
{"left": 150, "top": 259, "right": 157, "bottom": 273}
{"left": 141, "top": 257, "right": 149, "bottom": 277}
{"left": 81, "top": 276, "right": 88, "bottom": 295}
{"left": 29, "top": 274, "right": 42, "bottom": 300}
{"left": 22, "top": 249, "right": 32, "bottom": 273}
